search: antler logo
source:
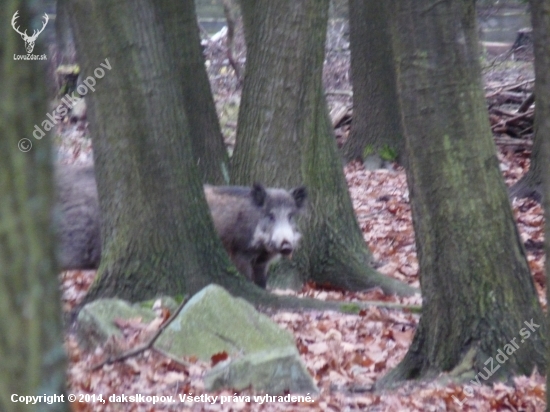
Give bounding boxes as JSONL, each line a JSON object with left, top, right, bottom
{"left": 12, "top": 10, "right": 49, "bottom": 54}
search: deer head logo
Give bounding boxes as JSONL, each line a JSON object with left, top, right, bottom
{"left": 12, "top": 10, "right": 49, "bottom": 54}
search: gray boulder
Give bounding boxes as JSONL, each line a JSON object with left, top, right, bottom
{"left": 204, "top": 346, "right": 318, "bottom": 395}
{"left": 154, "top": 285, "right": 296, "bottom": 359}
{"left": 75, "top": 298, "right": 156, "bottom": 350}
{"left": 155, "top": 285, "right": 317, "bottom": 394}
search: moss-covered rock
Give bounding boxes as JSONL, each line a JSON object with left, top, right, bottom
{"left": 76, "top": 298, "right": 156, "bottom": 350}
{"left": 154, "top": 284, "right": 295, "bottom": 360}
{"left": 204, "top": 346, "right": 318, "bottom": 395}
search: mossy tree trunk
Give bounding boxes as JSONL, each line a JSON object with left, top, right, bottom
{"left": 237, "top": 0, "right": 255, "bottom": 48}
{"left": 69, "top": 0, "right": 241, "bottom": 304}
{"left": 529, "top": 0, "right": 550, "bottom": 405}
{"left": 56, "top": 0, "right": 76, "bottom": 65}
{"left": 378, "top": 0, "right": 546, "bottom": 387}
{"left": 507, "top": 0, "right": 544, "bottom": 202}
{"left": 342, "top": 0, "right": 404, "bottom": 165}
{"left": 177, "top": 0, "right": 230, "bottom": 185}
{"left": 508, "top": 54, "right": 550, "bottom": 201}
{"left": 509, "top": 0, "right": 546, "bottom": 202}
{"left": 508, "top": 114, "right": 544, "bottom": 201}
{"left": 231, "top": 0, "right": 415, "bottom": 296}
{"left": 0, "top": 2, "right": 67, "bottom": 411}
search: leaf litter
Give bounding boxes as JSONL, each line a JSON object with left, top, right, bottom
{"left": 63, "top": 145, "right": 546, "bottom": 410}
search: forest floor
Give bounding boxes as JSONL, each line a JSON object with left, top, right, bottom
{"left": 60, "top": 22, "right": 545, "bottom": 412}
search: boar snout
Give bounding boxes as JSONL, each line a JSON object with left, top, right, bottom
{"left": 279, "top": 240, "right": 294, "bottom": 256}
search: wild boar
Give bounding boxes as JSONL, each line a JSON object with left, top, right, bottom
{"left": 204, "top": 184, "right": 307, "bottom": 287}
{"left": 55, "top": 164, "right": 101, "bottom": 270}
{"left": 55, "top": 165, "right": 307, "bottom": 288}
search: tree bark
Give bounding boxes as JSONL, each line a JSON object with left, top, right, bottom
{"left": 508, "top": 101, "right": 544, "bottom": 200}
{"left": 0, "top": 2, "right": 67, "bottom": 410}
{"left": 379, "top": 0, "right": 546, "bottom": 387}
{"left": 508, "top": 123, "right": 544, "bottom": 201}
{"left": 507, "top": 1, "right": 546, "bottom": 202}
{"left": 342, "top": 0, "right": 404, "bottom": 164}
{"left": 69, "top": 0, "right": 237, "bottom": 304}
{"left": 237, "top": 0, "right": 256, "bottom": 50}
{"left": 528, "top": 0, "right": 550, "bottom": 406}
{"left": 231, "top": 0, "right": 415, "bottom": 296}
{"left": 55, "top": 0, "right": 76, "bottom": 65}
{"left": 177, "top": 0, "right": 230, "bottom": 185}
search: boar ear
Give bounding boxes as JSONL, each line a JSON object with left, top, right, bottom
{"left": 251, "top": 183, "right": 267, "bottom": 207}
{"left": 291, "top": 186, "right": 307, "bottom": 209}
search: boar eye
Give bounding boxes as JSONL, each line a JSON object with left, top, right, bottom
{"left": 267, "top": 212, "right": 275, "bottom": 222}
{"left": 288, "top": 212, "right": 295, "bottom": 221}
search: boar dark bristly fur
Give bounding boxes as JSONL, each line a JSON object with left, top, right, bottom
{"left": 55, "top": 164, "right": 307, "bottom": 288}
{"left": 55, "top": 164, "right": 101, "bottom": 270}
{"left": 205, "top": 183, "right": 307, "bottom": 288}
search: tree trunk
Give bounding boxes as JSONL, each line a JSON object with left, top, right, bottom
{"left": 177, "top": 0, "right": 230, "bottom": 185}
{"left": 379, "top": 0, "right": 546, "bottom": 387}
{"left": 231, "top": 0, "right": 415, "bottom": 296}
{"left": 508, "top": 73, "right": 543, "bottom": 201}
{"left": 342, "top": 0, "right": 404, "bottom": 165}
{"left": 55, "top": 0, "right": 76, "bottom": 65}
{"left": 507, "top": 2, "right": 546, "bottom": 202}
{"left": 508, "top": 122, "right": 544, "bottom": 201}
{"left": 238, "top": 0, "right": 256, "bottom": 49}
{"left": 69, "top": 0, "right": 238, "bottom": 304}
{"left": 529, "top": 0, "right": 550, "bottom": 406}
{"left": 0, "top": 2, "right": 67, "bottom": 410}
{"left": 508, "top": 98, "right": 544, "bottom": 200}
